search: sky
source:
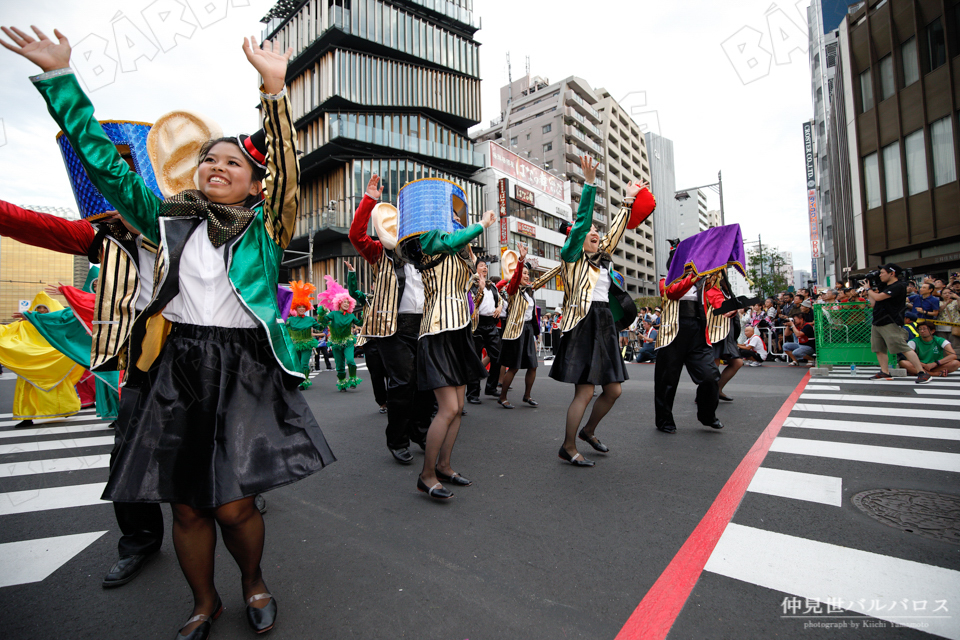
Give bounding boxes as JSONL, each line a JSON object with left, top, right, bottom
{"left": 0, "top": 0, "right": 816, "bottom": 273}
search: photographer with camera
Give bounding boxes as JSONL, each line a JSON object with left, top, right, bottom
{"left": 859, "top": 264, "right": 931, "bottom": 383}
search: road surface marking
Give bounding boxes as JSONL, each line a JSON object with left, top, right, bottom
{"left": 0, "top": 482, "right": 109, "bottom": 516}
{"left": 800, "top": 393, "right": 960, "bottom": 406}
{"left": 0, "top": 455, "right": 110, "bottom": 478}
{"left": 770, "top": 437, "right": 960, "bottom": 473}
{"left": 783, "top": 417, "right": 960, "bottom": 441}
{"left": 0, "top": 436, "right": 114, "bottom": 456}
{"left": 0, "top": 423, "right": 111, "bottom": 440}
{"left": 0, "top": 532, "right": 108, "bottom": 588}
{"left": 793, "top": 404, "right": 959, "bottom": 421}
{"left": 747, "top": 468, "right": 842, "bottom": 506}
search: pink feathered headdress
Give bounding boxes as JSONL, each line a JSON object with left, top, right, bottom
{"left": 317, "top": 275, "right": 356, "bottom": 313}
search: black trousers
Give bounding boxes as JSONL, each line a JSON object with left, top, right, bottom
{"left": 110, "top": 385, "right": 163, "bottom": 558}
{"left": 467, "top": 317, "right": 502, "bottom": 400}
{"left": 378, "top": 315, "right": 434, "bottom": 450}
{"left": 654, "top": 317, "right": 720, "bottom": 428}
{"left": 314, "top": 345, "right": 332, "bottom": 370}
{"left": 364, "top": 340, "right": 388, "bottom": 407}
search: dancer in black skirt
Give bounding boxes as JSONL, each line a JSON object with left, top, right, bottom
{"left": 498, "top": 245, "right": 542, "bottom": 409}
{"left": 549, "top": 156, "right": 651, "bottom": 465}
{"left": 3, "top": 28, "right": 335, "bottom": 639}
{"left": 708, "top": 272, "right": 743, "bottom": 402}
{"left": 413, "top": 208, "right": 497, "bottom": 499}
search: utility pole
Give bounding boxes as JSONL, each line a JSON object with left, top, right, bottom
{"left": 718, "top": 170, "right": 725, "bottom": 226}
{"left": 758, "top": 234, "right": 764, "bottom": 298}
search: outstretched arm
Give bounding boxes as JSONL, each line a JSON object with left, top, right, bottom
{"left": 420, "top": 210, "right": 496, "bottom": 255}
{"left": 0, "top": 200, "right": 95, "bottom": 255}
{"left": 560, "top": 155, "right": 598, "bottom": 263}
{"left": 349, "top": 175, "right": 384, "bottom": 264}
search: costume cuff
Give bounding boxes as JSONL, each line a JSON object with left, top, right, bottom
{"left": 259, "top": 85, "right": 288, "bottom": 100}
{"left": 30, "top": 67, "right": 74, "bottom": 83}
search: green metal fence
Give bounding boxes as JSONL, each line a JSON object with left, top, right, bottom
{"left": 813, "top": 303, "right": 896, "bottom": 367}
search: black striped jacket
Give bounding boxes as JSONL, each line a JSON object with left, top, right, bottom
{"left": 419, "top": 252, "right": 474, "bottom": 337}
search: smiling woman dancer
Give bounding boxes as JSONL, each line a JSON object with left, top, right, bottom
{"left": 497, "top": 244, "right": 545, "bottom": 409}
{"left": 1, "top": 26, "right": 336, "bottom": 639}
{"left": 549, "top": 155, "right": 653, "bottom": 466}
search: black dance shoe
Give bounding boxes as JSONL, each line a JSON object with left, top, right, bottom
{"left": 102, "top": 552, "right": 155, "bottom": 588}
{"left": 417, "top": 476, "right": 454, "bottom": 500}
{"left": 175, "top": 597, "right": 223, "bottom": 640}
{"left": 435, "top": 467, "right": 472, "bottom": 486}
{"left": 718, "top": 394, "right": 733, "bottom": 402}
{"left": 656, "top": 424, "right": 677, "bottom": 434}
{"left": 14, "top": 419, "right": 34, "bottom": 429}
{"left": 521, "top": 397, "right": 539, "bottom": 407}
{"left": 707, "top": 419, "right": 724, "bottom": 429}
{"left": 461, "top": 408, "right": 468, "bottom": 416}
{"left": 557, "top": 447, "right": 595, "bottom": 467}
{"left": 246, "top": 593, "right": 277, "bottom": 634}
{"left": 390, "top": 448, "right": 414, "bottom": 464}
{"left": 467, "top": 397, "right": 482, "bottom": 404}
{"left": 497, "top": 399, "right": 514, "bottom": 409}
{"left": 577, "top": 430, "right": 609, "bottom": 453}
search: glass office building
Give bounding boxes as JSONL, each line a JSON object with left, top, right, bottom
{"left": 260, "top": 0, "right": 483, "bottom": 289}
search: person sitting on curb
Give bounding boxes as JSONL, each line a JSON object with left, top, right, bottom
{"left": 898, "top": 321, "right": 958, "bottom": 377}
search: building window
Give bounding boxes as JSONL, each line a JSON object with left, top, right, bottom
{"left": 526, "top": 133, "right": 530, "bottom": 140}
{"left": 931, "top": 117, "right": 957, "bottom": 186}
{"left": 928, "top": 18, "right": 946, "bottom": 71}
{"left": 510, "top": 136, "right": 517, "bottom": 146}
{"left": 878, "top": 54, "right": 895, "bottom": 100}
{"left": 542, "top": 123, "right": 552, "bottom": 134}
{"left": 882, "top": 141, "right": 903, "bottom": 201}
{"left": 903, "top": 129, "right": 928, "bottom": 195}
{"left": 543, "top": 142, "right": 553, "bottom": 154}
{"left": 902, "top": 37, "right": 919, "bottom": 86}
{"left": 860, "top": 68, "right": 874, "bottom": 112}
{"left": 544, "top": 160, "right": 553, "bottom": 171}
{"left": 863, "top": 152, "right": 880, "bottom": 208}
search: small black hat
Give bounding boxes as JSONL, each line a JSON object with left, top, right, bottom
{"left": 238, "top": 129, "right": 267, "bottom": 170}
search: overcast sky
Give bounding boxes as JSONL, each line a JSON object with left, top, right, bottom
{"left": 0, "top": 0, "right": 815, "bottom": 272}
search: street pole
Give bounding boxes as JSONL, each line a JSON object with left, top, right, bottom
{"left": 717, "top": 170, "right": 724, "bottom": 226}
{"left": 758, "top": 234, "right": 764, "bottom": 299}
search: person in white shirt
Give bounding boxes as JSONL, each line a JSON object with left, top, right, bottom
{"left": 739, "top": 326, "right": 768, "bottom": 366}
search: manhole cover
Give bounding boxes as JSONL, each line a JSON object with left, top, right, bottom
{"left": 852, "top": 489, "right": 960, "bottom": 545}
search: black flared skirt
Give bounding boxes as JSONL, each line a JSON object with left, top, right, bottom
{"left": 418, "top": 325, "right": 488, "bottom": 390}
{"left": 499, "top": 319, "right": 539, "bottom": 370}
{"left": 103, "top": 324, "right": 336, "bottom": 509}
{"left": 549, "top": 302, "right": 628, "bottom": 385}
{"left": 713, "top": 316, "right": 742, "bottom": 362}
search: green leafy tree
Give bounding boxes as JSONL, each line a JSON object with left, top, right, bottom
{"left": 746, "top": 248, "right": 789, "bottom": 298}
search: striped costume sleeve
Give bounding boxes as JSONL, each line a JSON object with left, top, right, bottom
{"left": 260, "top": 86, "right": 301, "bottom": 249}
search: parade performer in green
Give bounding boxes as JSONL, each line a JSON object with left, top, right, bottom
{"left": 285, "top": 280, "right": 325, "bottom": 390}
{"left": 317, "top": 272, "right": 364, "bottom": 391}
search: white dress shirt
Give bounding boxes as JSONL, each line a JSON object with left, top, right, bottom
{"left": 478, "top": 285, "right": 496, "bottom": 316}
{"left": 162, "top": 221, "right": 258, "bottom": 328}
{"left": 398, "top": 263, "right": 425, "bottom": 314}
{"left": 522, "top": 291, "right": 534, "bottom": 321}
{"left": 591, "top": 266, "right": 610, "bottom": 302}
{"left": 135, "top": 236, "right": 155, "bottom": 313}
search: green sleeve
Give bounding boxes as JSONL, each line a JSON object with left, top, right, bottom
{"left": 32, "top": 71, "right": 162, "bottom": 244}
{"left": 346, "top": 270, "right": 367, "bottom": 307}
{"left": 561, "top": 184, "right": 596, "bottom": 263}
{"left": 420, "top": 223, "right": 483, "bottom": 255}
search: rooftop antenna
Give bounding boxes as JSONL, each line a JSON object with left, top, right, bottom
{"left": 525, "top": 55, "right": 530, "bottom": 77}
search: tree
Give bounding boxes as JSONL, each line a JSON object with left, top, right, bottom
{"left": 746, "top": 247, "right": 789, "bottom": 298}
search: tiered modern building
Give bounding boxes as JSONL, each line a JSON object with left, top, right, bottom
{"left": 260, "top": 0, "right": 484, "bottom": 289}
{"left": 812, "top": 0, "right": 960, "bottom": 282}
{"left": 472, "top": 74, "right": 658, "bottom": 296}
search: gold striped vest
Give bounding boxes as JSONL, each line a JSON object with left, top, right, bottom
{"left": 419, "top": 252, "right": 474, "bottom": 337}
{"left": 559, "top": 202, "right": 630, "bottom": 333}
{"left": 654, "top": 287, "right": 729, "bottom": 349}
{"left": 503, "top": 288, "right": 535, "bottom": 340}
{"left": 470, "top": 283, "right": 499, "bottom": 331}
{"left": 359, "top": 251, "right": 401, "bottom": 339}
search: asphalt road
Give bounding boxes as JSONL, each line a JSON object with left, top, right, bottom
{"left": 0, "top": 357, "right": 956, "bottom": 640}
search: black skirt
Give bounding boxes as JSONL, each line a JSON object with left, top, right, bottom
{"left": 103, "top": 324, "right": 336, "bottom": 509}
{"left": 499, "top": 319, "right": 539, "bottom": 370}
{"left": 418, "top": 325, "right": 488, "bottom": 390}
{"left": 713, "top": 316, "right": 742, "bottom": 362}
{"left": 549, "top": 302, "right": 628, "bottom": 386}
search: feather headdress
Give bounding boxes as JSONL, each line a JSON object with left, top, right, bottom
{"left": 317, "top": 275, "right": 356, "bottom": 313}
{"left": 289, "top": 280, "right": 317, "bottom": 312}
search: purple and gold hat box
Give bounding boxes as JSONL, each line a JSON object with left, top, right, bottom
{"left": 56, "top": 120, "right": 163, "bottom": 221}
{"left": 397, "top": 178, "right": 469, "bottom": 245}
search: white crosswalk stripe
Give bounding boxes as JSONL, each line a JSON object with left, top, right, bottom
{"left": 0, "top": 408, "right": 114, "bottom": 589}
{"left": 704, "top": 374, "right": 960, "bottom": 634}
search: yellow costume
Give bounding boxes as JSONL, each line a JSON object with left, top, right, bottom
{"left": 0, "top": 292, "right": 82, "bottom": 420}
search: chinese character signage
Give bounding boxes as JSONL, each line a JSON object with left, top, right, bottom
{"left": 515, "top": 185, "right": 535, "bottom": 206}
{"left": 498, "top": 178, "right": 509, "bottom": 248}
{"left": 517, "top": 222, "right": 536, "bottom": 237}
{"left": 803, "top": 122, "right": 820, "bottom": 260}
{"left": 490, "top": 142, "right": 564, "bottom": 200}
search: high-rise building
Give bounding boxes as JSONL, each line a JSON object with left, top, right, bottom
{"left": 472, "top": 74, "right": 657, "bottom": 296}
{"left": 706, "top": 209, "right": 722, "bottom": 229}
{"left": 780, "top": 250, "right": 795, "bottom": 288}
{"left": 828, "top": 0, "right": 960, "bottom": 280}
{"left": 645, "top": 132, "right": 680, "bottom": 279}
{"left": 676, "top": 188, "right": 707, "bottom": 240}
{"left": 260, "top": 0, "right": 484, "bottom": 289}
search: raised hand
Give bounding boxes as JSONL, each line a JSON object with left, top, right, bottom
{"left": 365, "top": 174, "right": 384, "bottom": 200}
{"left": 343, "top": 259, "right": 355, "bottom": 272}
{"left": 518, "top": 244, "right": 528, "bottom": 263}
{"left": 625, "top": 179, "right": 649, "bottom": 199}
{"left": 580, "top": 155, "right": 599, "bottom": 184}
{"left": 0, "top": 26, "right": 71, "bottom": 72}
{"left": 44, "top": 284, "right": 61, "bottom": 297}
{"left": 480, "top": 210, "right": 497, "bottom": 228}
{"left": 242, "top": 36, "right": 293, "bottom": 95}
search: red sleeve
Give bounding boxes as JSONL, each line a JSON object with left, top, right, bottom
{"left": 505, "top": 259, "right": 525, "bottom": 296}
{"left": 0, "top": 200, "right": 96, "bottom": 256}
{"left": 348, "top": 195, "right": 383, "bottom": 265}
{"left": 59, "top": 285, "right": 95, "bottom": 332}
{"left": 496, "top": 279, "right": 508, "bottom": 291}
{"left": 664, "top": 274, "right": 697, "bottom": 300}
{"left": 627, "top": 187, "right": 657, "bottom": 229}
{"left": 705, "top": 286, "right": 725, "bottom": 309}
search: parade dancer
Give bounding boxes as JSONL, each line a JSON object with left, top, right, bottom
{"left": 349, "top": 175, "right": 431, "bottom": 463}
{"left": 497, "top": 245, "right": 546, "bottom": 409}
{"left": 709, "top": 271, "right": 743, "bottom": 402}
{"left": 465, "top": 258, "right": 503, "bottom": 404}
{"left": 398, "top": 179, "right": 496, "bottom": 500}
{"left": 2, "top": 27, "right": 336, "bottom": 638}
{"left": 317, "top": 271, "right": 364, "bottom": 391}
{"left": 285, "top": 281, "right": 325, "bottom": 389}
{"left": 550, "top": 155, "right": 654, "bottom": 465}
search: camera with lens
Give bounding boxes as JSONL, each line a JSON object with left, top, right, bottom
{"left": 862, "top": 270, "right": 882, "bottom": 290}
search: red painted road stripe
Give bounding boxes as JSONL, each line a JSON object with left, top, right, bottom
{"left": 615, "top": 371, "right": 812, "bottom": 640}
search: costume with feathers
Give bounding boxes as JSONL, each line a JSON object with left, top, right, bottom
{"left": 286, "top": 281, "right": 326, "bottom": 389}
{"left": 317, "top": 275, "right": 364, "bottom": 390}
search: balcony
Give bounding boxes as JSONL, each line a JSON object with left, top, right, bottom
{"left": 564, "top": 90, "right": 602, "bottom": 124}
{"left": 328, "top": 116, "right": 483, "bottom": 167}
{"left": 564, "top": 107, "right": 603, "bottom": 140}
{"left": 564, "top": 126, "right": 602, "bottom": 154}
